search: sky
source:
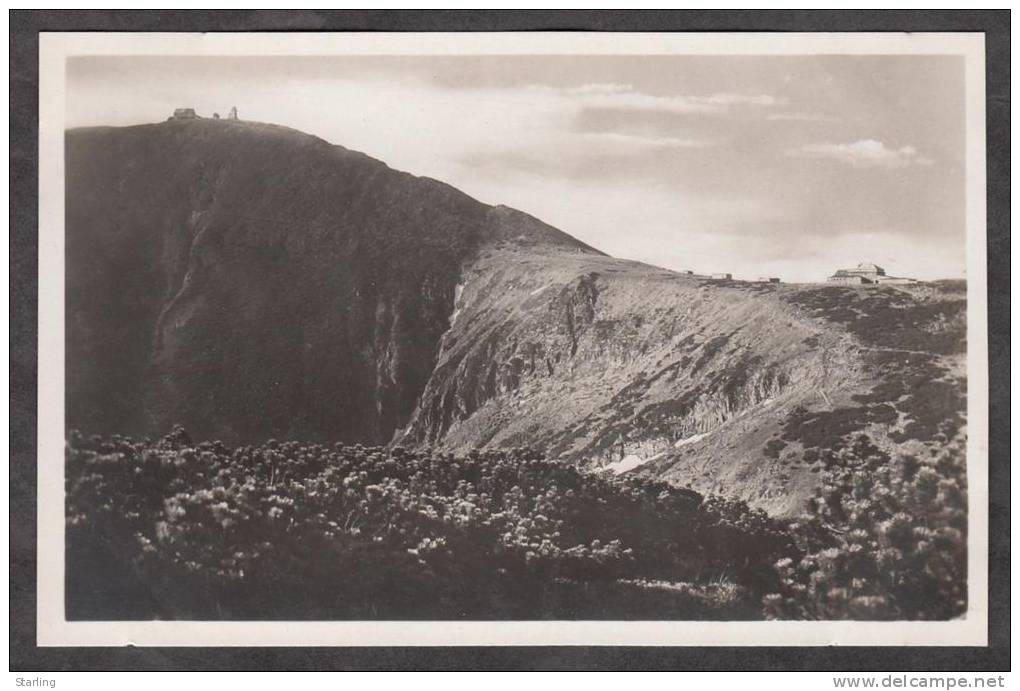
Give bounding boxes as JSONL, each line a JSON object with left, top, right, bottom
{"left": 66, "top": 54, "right": 967, "bottom": 282}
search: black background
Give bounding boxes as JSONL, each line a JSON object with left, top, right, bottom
{"left": 9, "top": 9, "right": 1010, "bottom": 671}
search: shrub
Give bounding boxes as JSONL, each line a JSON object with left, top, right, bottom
{"left": 66, "top": 428, "right": 791, "bottom": 620}
{"left": 764, "top": 435, "right": 967, "bottom": 620}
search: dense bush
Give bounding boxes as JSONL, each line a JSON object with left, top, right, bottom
{"left": 764, "top": 435, "right": 967, "bottom": 620}
{"left": 66, "top": 427, "right": 968, "bottom": 621}
{"left": 66, "top": 427, "right": 790, "bottom": 620}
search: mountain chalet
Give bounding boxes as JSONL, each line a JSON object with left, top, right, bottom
{"left": 827, "top": 262, "right": 917, "bottom": 285}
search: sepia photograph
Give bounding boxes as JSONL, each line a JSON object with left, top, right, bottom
{"left": 29, "top": 28, "right": 993, "bottom": 650}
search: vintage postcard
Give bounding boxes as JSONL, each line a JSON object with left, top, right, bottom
{"left": 36, "top": 31, "right": 988, "bottom": 646}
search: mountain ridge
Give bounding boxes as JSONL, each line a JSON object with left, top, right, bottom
{"left": 65, "top": 119, "right": 967, "bottom": 515}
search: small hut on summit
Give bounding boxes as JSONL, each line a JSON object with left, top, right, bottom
{"left": 710, "top": 272, "right": 732, "bottom": 280}
{"left": 827, "top": 262, "right": 886, "bottom": 284}
{"left": 168, "top": 108, "right": 199, "bottom": 121}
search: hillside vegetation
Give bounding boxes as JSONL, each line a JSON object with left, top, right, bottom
{"left": 67, "top": 428, "right": 788, "bottom": 620}
{"left": 66, "top": 427, "right": 966, "bottom": 620}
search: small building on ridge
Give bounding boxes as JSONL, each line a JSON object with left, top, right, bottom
{"left": 168, "top": 108, "right": 199, "bottom": 121}
{"left": 827, "top": 262, "right": 916, "bottom": 285}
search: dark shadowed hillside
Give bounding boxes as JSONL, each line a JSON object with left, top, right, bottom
{"left": 67, "top": 119, "right": 966, "bottom": 515}
{"left": 66, "top": 119, "right": 597, "bottom": 445}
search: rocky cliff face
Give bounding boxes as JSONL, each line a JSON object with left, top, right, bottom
{"left": 397, "top": 248, "right": 965, "bottom": 515}
{"left": 67, "top": 120, "right": 966, "bottom": 515}
{"left": 394, "top": 250, "right": 849, "bottom": 514}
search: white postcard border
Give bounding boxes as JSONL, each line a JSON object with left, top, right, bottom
{"left": 37, "top": 31, "right": 989, "bottom": 647}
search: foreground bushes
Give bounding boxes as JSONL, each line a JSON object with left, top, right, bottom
{"left": 66, "top": 428, "right": 788, "bottom": 620}
{"left": 65, "top": 427, "right": 967, "bottom": 620}
{"left": 764, "top": 435, "right": 967, "bottom": 620}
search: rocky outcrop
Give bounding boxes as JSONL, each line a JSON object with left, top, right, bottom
{"left": 397, "top": 249, "right": 861, "bottom": 471}
{"left": 396, "top": 253, "right": 964, "bottom": 515}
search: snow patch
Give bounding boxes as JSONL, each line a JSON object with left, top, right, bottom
{"left": 674, "top": 430, "right": 711, "bottom": 448}
{"left": 530, "top": 284, "right": 550, "bottom": 296}
{"left": 605, "top": 452, "right": 664, "bottom": 475}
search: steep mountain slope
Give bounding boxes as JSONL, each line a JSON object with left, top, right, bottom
{"left": 66, "top": 120, "right": 597, "bottom": 445}
{"left": 66, "top": 119, "right": 967, "bottom": 515}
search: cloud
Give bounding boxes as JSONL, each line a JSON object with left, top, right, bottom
{"left": 563, "top": 83, "right": 785, "bottom": 115}
{"left": 766, "top": 111, "right": 839, "bottom": 123}
{"left": 456, "top": 129, "right": 711, "bottom": 183}
{"left": 787, "top": 139, "right": 934, "bottom": 168}
{"left": 698, "top": 92, "right": 785, "bottom": 107}
{"left": 583, "top": 131, "right": 711, "bottom": 150}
